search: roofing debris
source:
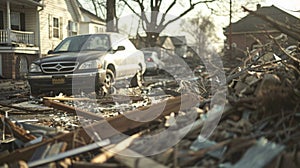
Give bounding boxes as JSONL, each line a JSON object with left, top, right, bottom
{"left": 0, "top": 38, "right": 299, "bottom": 168}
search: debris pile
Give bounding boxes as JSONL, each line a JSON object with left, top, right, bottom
{"left": 0, "top": 39, "right": 299, "bottom": 167}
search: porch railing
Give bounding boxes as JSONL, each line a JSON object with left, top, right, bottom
{"left": 0, "top": 29, "right": 35, "bottom": 46}
{"left": 0, "top": 30, "right": 8, "bottom": 44}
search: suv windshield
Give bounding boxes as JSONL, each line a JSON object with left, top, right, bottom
{"left": 53, "top": 34, "right": 110, "bottom": 53}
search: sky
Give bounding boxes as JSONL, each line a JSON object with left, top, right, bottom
{"left": 79, "top": 0, "right": 300, "bottom": 46}
{"left": 266, "top": 0, "right": 300, "bottom": 14}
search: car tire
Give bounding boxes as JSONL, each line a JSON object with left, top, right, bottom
{"left": 30, "top": 87, "right": 39, "bottom": 98}
{"left": 130, "top": 67, "right": 144, "bottom": 88}
{"left": 96, "top": 69, "right": 114, "bottom": 98}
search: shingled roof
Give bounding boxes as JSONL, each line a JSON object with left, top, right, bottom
{"left": 224, "top": 5, "right": 300, "bottom": 34}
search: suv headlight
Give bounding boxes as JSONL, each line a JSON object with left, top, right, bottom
{"left": 29, "top": 63, "right": 42, "bottom": 72}
{"left": 79, "top": 60, "right": 102, "bottom": 69}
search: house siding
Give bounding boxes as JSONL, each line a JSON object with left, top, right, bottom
{"left": 230, "top": 32, "right": 282, "bottom": 51}
{"left": 79, "top": 22, "right": 106, "bottom": 35}
{"left": 79, "top": 23, "right": 89, "bottom": 35}
{"left": 39, "top": 0, "right": 79, "bottom": 55}
{"left": 24, "top": 9, "right": 37, "bottom": 32}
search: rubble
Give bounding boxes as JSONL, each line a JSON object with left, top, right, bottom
{"left": 0, "top": 36, "right": 299, "bottom": 167}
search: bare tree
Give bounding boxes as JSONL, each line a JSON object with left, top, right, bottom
{"left": 121, "top": 0, "right": 216, "bottom": 47}
{"left": 181, "top": 13, "right": 219, "bottom": 55}
{"left": 106, "top": 0, "right": 117, "bottom": 32}
{"left": 85, "top": 0, "right": 125, "bottom": 32}
{"left": 206, "top": 0, "right": 264, "bottom": 21}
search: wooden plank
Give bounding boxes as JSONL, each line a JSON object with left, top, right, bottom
{"left": 27, "top": 139, "right": 110, "bottom": 167}
{"left": 91, "top": 133, "right": 141, "bottom": 163}
{"left": 114, "top": 149, "right": 167, "bottom": 168}
{"left": 72, "top": 162, "right": 120, "bottom": 168}
{"left": 45, "top": 142, "right": 68, "bottom": 157}
{"left": 0, "top": 114, "right": 36, "bottom": 142}
{"left": 29, "top": 144, "right": 51, "bottom": 162}
{"left": 43, "top": 99, "right": 104, "bottom": 121}
{"left": 43, "top": 96, "right": 91, "bottom": 101}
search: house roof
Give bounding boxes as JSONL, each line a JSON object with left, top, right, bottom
{"left": 157, "top": 36, "right": 168, "bottom": 46}
{"left": 79, "top": 6, "right": 106, "bottom": 23}
{"left": 10, "top": 0, "right": 44, "bottom": 7}
{"left": 170, "top": 36, "right": 187, "bottom": 46}
{"left": 224, "top": 5, "right": 300, "bottom": 34}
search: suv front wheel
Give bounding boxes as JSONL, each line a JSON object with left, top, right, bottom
{"left": 130, "top": 67, "right": 144, "bottom": 88}
{"left": 96, "top": 69, "right": 114, "bottom": 98}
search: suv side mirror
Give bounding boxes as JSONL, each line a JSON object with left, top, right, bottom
{"left": 47, "top": 50, "right": 54, "bottom": 54}
{"left": 112, "top": 46, "right": 125, "bottom": 51}
{"left": 116, "top": 46, "right": 125, "bottom": 51}
{"left": 110, "top": 46, "right": 125, "bottom": 53}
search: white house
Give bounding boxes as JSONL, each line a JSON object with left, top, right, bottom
{"left": 39, "top": 0, "right": 106, "bottom": 55}
{"left": 0, "top": 0, "right": 106, "bottom": 79}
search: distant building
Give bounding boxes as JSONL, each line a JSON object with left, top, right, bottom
{"left": 130, "top": 35, "right": 187, "bottom": 58}
{"left": 170, "top": 36, "right": 187, "bottom": 57}
{"left": 224, "top": 5, "right": 300, "bottom": 52}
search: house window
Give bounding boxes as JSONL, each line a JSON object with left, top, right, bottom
{"left": 53, "top": 17, "right": 60, "bottom": 38}
{"left": 11, "top": 12, "right": 20, "bottom": 30}
{"left": 68, "top": 21, "right": 78, "bottom": 36}
{"left": 0, "top": 11, "right": 3, "bottom": 29}
{"left": 94, "top": 26, "right": 99, "bottom": 33}
{"left": 10, "top": 12, "right": 25, "bottom": 31}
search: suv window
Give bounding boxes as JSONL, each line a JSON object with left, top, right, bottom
{"left": 111, "top": 35, "right": 136, "bottom": 51}
{"left": 82, "top": 35, "right": 109, "bottom": 51}
{"left": 53, "top": 34, "right": 110, "bottom": 53}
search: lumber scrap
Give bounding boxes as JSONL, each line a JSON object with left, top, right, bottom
{"left": 114, "top": 149, "right": 167, "bottom": 168}
{"left": 27, "top": 139, "right": 110, "bottom": 167}
{"left": 43, "top": 99, "right": 103, "bottom": 121}
{"left": 85, "top": 94, "right": 199, "bottom": 139}
{"left": 0, "top": 102, "right": 51, "bottom": 113}
{"left": 43, "top": 96, "right": 91, "bottom": 101}
{"left": 232, "top": 138, "right": 285, "bottom": 168}
{"left": 91, "top": 133, "right": 141, "bottom": 163}
{"left": 72, "top": 162, "right": 120, "bottom": 168}
{"left": 43, "top": 94, "right": 144, "bottom": 104}
{"left": 0, "top": 94, "right": 198, "bottom": 164}
{"left": 0, "top": 114, "right": 36, "bottom": 142}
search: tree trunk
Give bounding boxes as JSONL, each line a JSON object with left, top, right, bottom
{"left": 146, "top": 32, "right": 159, "bottom": 47}
{"left": 106, "top": 0, "right": 116, "bottom": 32}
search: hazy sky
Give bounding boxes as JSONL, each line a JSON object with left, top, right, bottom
{"left": 79, "top": 0, "right": 300, "bottom": 45}
{"left": 266, "top": 0, "right": 300, "bottom": 11}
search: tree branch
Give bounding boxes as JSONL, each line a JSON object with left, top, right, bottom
{"left": 158, "top": 0, "right": 215, "bottom": 32}
{"left": 91, "top": 0, "right": 99, "bottom": 16}
{"left": 121, "top": 0, "right": 143, "bottom": 18}
{"left": 97, "top": 1, "right": 106, "bottom": 19}
{"left": 165, "top": 0, "right": 176, "bottom": 15}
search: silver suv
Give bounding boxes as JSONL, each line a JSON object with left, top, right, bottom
{"left": 27, "top": 33, "right": 146, "bottom": 97}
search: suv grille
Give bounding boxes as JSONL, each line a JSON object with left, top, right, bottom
{"left": 41, "top": 62, "right": 79, "bottom": 73}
